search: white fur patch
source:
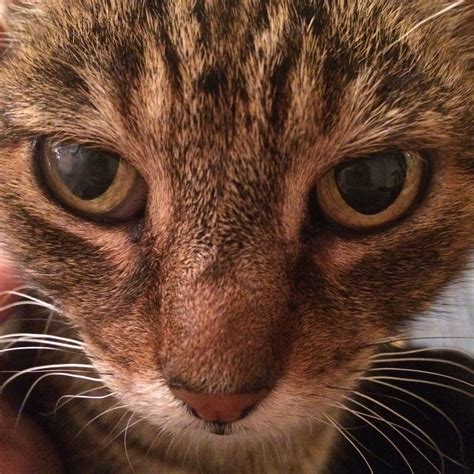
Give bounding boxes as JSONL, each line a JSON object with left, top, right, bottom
{"left": 409, "top": 257, "right": 474, "bottom": 353}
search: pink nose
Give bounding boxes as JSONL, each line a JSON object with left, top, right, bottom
{"left": 171, "top": 388, "right": 269, "bottom": 423}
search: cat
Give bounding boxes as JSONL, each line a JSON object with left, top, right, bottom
{"left": 0, "top": 0, "right": 472, "bottom": 472}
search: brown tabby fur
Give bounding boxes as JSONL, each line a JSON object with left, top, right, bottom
{"left": 0, "top": 1, "right": 473, "bottom": 472}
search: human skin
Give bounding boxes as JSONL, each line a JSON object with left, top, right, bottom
{"left": 0, "top": 258, "right": 62, "bottom": 474}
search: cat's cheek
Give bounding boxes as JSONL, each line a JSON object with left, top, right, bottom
{"left": 311, "top": 237, "right": 367, "bottom": 274}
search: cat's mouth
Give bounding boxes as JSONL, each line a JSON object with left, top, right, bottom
{"left": 185, "top": 406, "right": 236, "bottom": 436}
{"left": 207, "top": 421, "right": 233, "bottom": 436}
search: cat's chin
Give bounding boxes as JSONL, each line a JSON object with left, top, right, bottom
{"left": 87, "top": 351, "right": 347, "bottom": 456}
{"left": 125, "top": 403, "right": 338, "bottom": 472}
{"left": 108, "top": 377, "right": 337, "bottom": 455}
{"left": 87, "top": 348, "right": 344, "bottom": 463}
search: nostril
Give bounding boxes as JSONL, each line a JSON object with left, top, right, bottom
{"left": 170, "top": 387, "right": 269, "bottom": 423}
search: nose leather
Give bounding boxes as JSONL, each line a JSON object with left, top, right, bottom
{"left": 171, "top": 388, "right": 269, "bottom": 423}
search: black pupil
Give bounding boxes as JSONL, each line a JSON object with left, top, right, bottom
{"left": 335, "top": 151, "right": 407, "bottom": 215}
{"left": 53, "top": 144, "right": 120, "bottom": 200}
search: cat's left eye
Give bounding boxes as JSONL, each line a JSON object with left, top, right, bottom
{"left": 39, "top": 139, "right": 147, "bottom": 221}
{"left": 316, "top": 150, "right": 426, "bottom": 231}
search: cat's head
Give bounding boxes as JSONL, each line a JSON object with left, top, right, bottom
{"left": 0, "top": 0, "right": 472, "bottom": 445}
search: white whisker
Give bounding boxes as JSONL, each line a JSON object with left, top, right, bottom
{"left": 364, "top": 367, "right": 473, "bottom": 389}
{"left": 124, "top": 413, "right": 138, "bottom": 473}
{"left": 371, "top": 357, "right": 473, "bottom": 375}
{"left": 361, "top": 376, "right": 472, "bottom": 398}
{"left": 324, "top": 413, "right": 374, "bottom": 474}
{"left": 1, "top": 363, "right": 99, "bottom": 394}
{"left": 34, "top": 309, "right": 59, "bottom": 363}
{"left": 0, "top": 346, "right": 79, "bottom": 356}
{"left": 362, "top": 379, "right": 464, "bottom": 453}
{"left": 52, "top": 385, "right": 112, "bottom": 415}
{"left": 14, "top": 371, "right": 106, "bottom": 430}
{"left": 369, "top": 336, "right": 474, "bottom": 348}
{"left": 145, "top": 429, "right": 164, "bottom": 458}
{"left": 101, "top": 411, "right": 147, "bottom": 456}
{"left": 0, "top": 285, "right": 34, "bottom": 302}
{"left": 350, "top": 390, "right": 449, "bottom": 466}
{"left": 103, "top": 408, "right": 133, "bottom": 447}
{"left": 37, "top": 385, "right": 111, "bottom": 416}
{"left": 371, "top": 346, "right": 472, "bottom": 360}
{"left": 340, "top": 397, "right": 443, "bottom": 472}
{"left": 332, "top": 402, "right": 417, "bottom": 473}
{"left": 0, "top": 290, "right": 57, "bottom": 306}
{"left": 0, "top": 300, "right": 56, "bottom": 314}
{"left": 0, "top": 338, "right": 83, "bottom": 351}
{"left": 0, "top": 333, "right": 84, "bottom": 347}
{"left": 73, "top": 403, "right": 128, "bottom": 441}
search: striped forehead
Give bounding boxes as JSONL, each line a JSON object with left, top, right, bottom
{"left": 2, "top": 1, "right": 469, "bottom": 178}
{"left": 6, "top": 2, "right": 423, "bottom": 117}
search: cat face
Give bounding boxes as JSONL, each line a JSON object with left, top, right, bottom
{"left": 0, "top": 0, "right": 472, "bottom": 442}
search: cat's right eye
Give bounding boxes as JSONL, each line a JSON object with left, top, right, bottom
{"left": 39, "top": 139, "right": 147, "bottom": 221}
